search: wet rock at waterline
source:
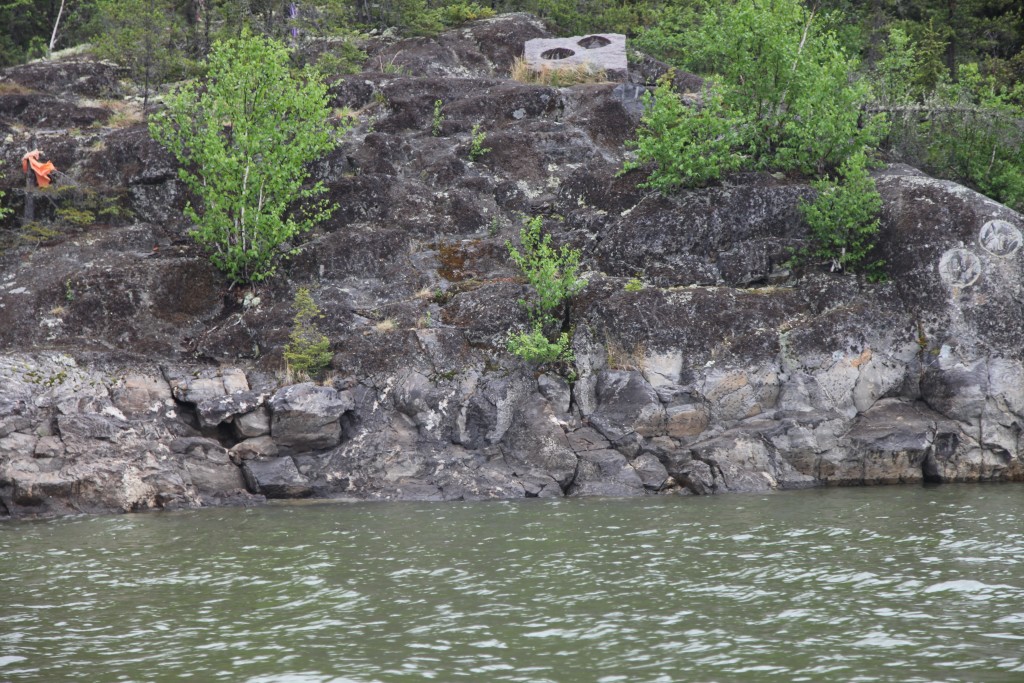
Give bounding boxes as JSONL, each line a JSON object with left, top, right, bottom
{"left": 2, "top": 16, "right": 1024, "bottom": 518}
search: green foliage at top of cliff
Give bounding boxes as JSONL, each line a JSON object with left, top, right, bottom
{"left": 2, "top": 0, "right": 1021, "bottom": 210}
{"left": 5, "top": 0, "right": 1020, "bottom": 84}
{"left": 628, "top": 0, "right": 887, "bottom": 181}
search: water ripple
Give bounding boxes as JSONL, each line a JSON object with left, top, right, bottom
{"left": 2, "top": 486, "right": 1024, "bottom": 682}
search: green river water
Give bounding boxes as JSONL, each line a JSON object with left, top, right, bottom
{"left": 2, "top": 485, "right": 1023, "bottom": 682}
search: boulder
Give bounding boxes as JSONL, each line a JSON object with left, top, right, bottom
{"left": 567, "top": 449, "right": 645, "bottom": 497}
{"left": 234, "top": 407, "right": 271, "bottom": 439}
{"left": 588, "top": 370, "right": 664, "bottom": 441}
{"left": 195, "top": 390, "right": 266, "bottom": 429}
{"left": 229, "top": 436, "right": 279, "bottom": 463}
{"left": 630, "top": 452, "right": 669, "bottom": 491}
{"left": 269, "top": 383, "right": 354, "bottom": 452}
{"left": 242, "top": 457, "right": 312, "bottom": 498}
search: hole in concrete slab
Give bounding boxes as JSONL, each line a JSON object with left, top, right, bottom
{"left": 541, "top": 47, "right": 575, "bottom": 60}
{"left": 578, "top": 35, "right": 611, "bottom": 49}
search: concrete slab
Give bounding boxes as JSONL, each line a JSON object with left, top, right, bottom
{"left": 523, "top": 33, "right": 627, "bottom": 81}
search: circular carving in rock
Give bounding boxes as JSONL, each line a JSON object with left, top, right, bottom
{"left": 541, "top": 47, "right": 575, "bottom": 60}
{"left": 979, "top": 219, "right": 1022, "bottom": 257}
{"left": 939, "top": 248, "right": 982, "bottom": 288}
{"left": 578, "top": 35, "right": 611, "bottom": 49}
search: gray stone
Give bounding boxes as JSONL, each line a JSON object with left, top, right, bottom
{"left": 242, "top": 457, "right": 312, "bottom": 498}
{"left": 195, "top": 390, "right": 266, "bottom": 429}
{"left": 185, "top": 448, "right": 246, "bottom": 497}
{"left": 34, "top": 435, "right": 64, "bottom": 458}
{"left": 0, "top": 416, "right": 32, "bottom": 438}
{"left": 567, "top": 449, "right": 645, "bottom": 497}
{"left": 1, "top": 432, "right": 38, "bottom": 458}
{"left": 518, "top": 470, "right": 564, "bottom": 498}
{"left": 169, "top": 436, "right": 223, "bottom": 455}
{"left": 234, "top": 407, "right": 271, "bottom": 439}
{"left": 588, "top": 370, "right": 664, "bottom": 441}
{"left": 631, "top": 453, "right": 669, "bottom": 491}
{"left": 537, "top": 373, "right": 571, "bottom": 414}
{"left": 56, "top": 414, "right": 126, "bottom": 441}
{"left": 666, "top": 403, "right": 709, "bottom": 438}
{"left": 500, "top": 397, "right": 578, "bottom": 487}
{"left": 170, "top": 369, "right": 250, "bottom": 405}
{"left": 567, "top": 427, "right": 611, "bottom": 453}
{"left": 269, "top": 383, "right": 354, "bottom": 452}
{"left": 691, "top": 434, "right": 815, "bottom": 493}
{"left": 229, "top": 436, "right": 279, "bottom": 462}
{"left": 112, "top": 374, "right": 173, "bottom": 416}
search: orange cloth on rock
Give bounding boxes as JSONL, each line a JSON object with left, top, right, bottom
{"left": 21, "top": 149, "right": 56, "bottom": 188}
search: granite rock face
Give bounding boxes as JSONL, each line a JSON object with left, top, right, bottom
{"left": 1, "top": 16, "right": 1023, "bottom": 518}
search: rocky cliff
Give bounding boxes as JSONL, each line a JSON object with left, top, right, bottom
{"left": 2, "top": 14, "right": 1023, "bottom": 518}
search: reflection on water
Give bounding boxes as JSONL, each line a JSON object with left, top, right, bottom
{"left": 2, "top": 485, "right": 1024, "bottom": 682}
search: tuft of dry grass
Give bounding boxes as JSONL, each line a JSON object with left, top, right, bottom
{"left": 510, "top": 57, "right": 608, "bottom": 87}
{"left": 99, "top": 100, "right": 144, "bottom": 128}
{"left": 374, "top": 318, "right": 397, "bottom": 333}
{"left": 276, "top": 363, "right": 310, "bottom": 387}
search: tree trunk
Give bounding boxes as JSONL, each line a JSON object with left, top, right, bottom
{"left": 48, "top": 0, "right": 66, "bottom": 56}
{"left": 23, "top": 163, "right": 35, "bottom": 225}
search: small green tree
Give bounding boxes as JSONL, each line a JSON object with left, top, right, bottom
{"left": 284, "top": 288, "right": 332, "bottom": 377}
{"left": 799, "top": 150, "right": 885, "bottom": 279}
{"left": 506, "top": 216, "right": 587, "bottom": 366}
{"left": 149, "top": 33, "right": 341, "bottom": 285}
{"left": 93, "top": 0, "right": 193, "bottom": 109}
{"left": 469, "top": 123, "right": 490, "bottom": 161}
{"left": 432, "top": 99, "right": 445, "bottom": 136}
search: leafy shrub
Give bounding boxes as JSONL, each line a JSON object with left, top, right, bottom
{"left": 430, "top": 2, "right": 495, "bottom": 27}
{"left": 506, "top": 216, "right": 587, "bottom": 330}
{"left": 624, "top": 276, "right": 645, "bottom": 292}
{"left": 150, "top": 34, "right": 341, "bottom": 285}
{"left": 506, "top": 216, "right": 587, "bottom": 367}
{"left": 284, "top": 288, "right": 332, "bottom": 377}
{"left": 875, "top": 34, "right": 1024, "bottom": 213}
{"left": 469, "top": 124, "right": 490, "bottom": 160}
{"left": 93, "top": 0, "right": 196, "bottom": 106}
{"left": 628, "top": 0, "right": 886, "bottom": 183}
{"left": 55, "top": 207, "right": 96, "bottom": 227}
{"left": 623, "top": 75, "right": 746, "bottom": 190}
{"left": 315, "top": 37, "right": 369, "bottom": 76}
{"left": 508, "top": 324, "right": 575, "bottom": 365}
{"left": 798, "top": 150, "right": 885, "bottom": 279}
{"left": 0, "top": 179, "right": 11, "bottom": 222}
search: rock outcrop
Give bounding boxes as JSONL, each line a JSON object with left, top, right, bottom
{"left": 1, "top": 14, "right": 1023, "bottom": 518}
